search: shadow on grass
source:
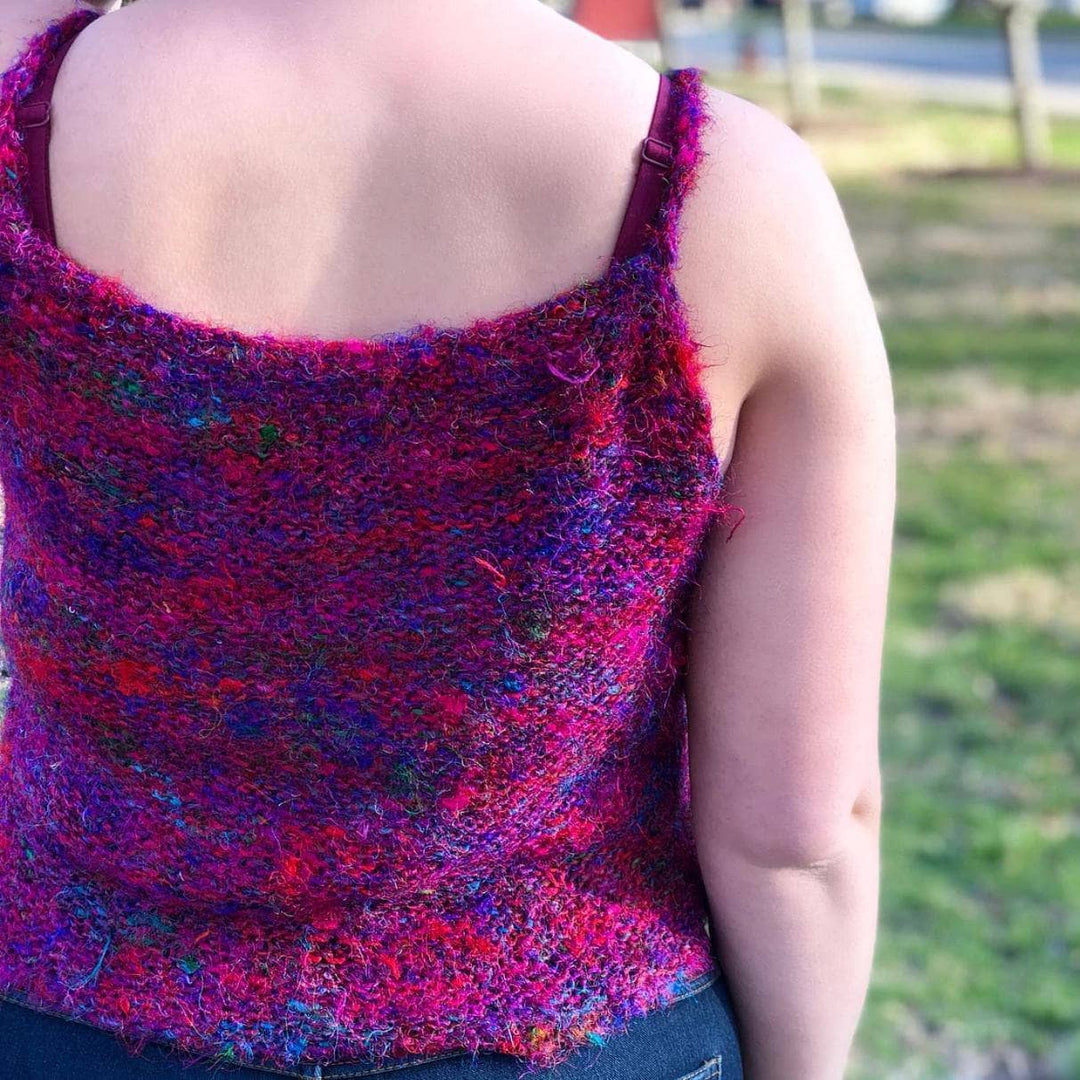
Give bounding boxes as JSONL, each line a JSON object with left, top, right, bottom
{"left": 902, "top": 164, "right": 1080, "bottom": 183}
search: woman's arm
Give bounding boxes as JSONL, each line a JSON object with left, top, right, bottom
{"left": 682, "top": 88, "right": 896, "bottom": 1080}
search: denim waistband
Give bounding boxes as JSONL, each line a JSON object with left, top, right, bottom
{"left": 267, "top": 965, "right": 723, "bottom": 1080}
{"left": 2, "top": 964, "right": 724, "bottom": 1080}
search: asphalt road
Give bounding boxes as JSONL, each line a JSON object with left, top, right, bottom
{"left": 668, "top": 22, "right": 1080, "bottom": 85}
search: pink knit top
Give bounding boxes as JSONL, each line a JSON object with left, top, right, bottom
{"left": 0, "top": 7, "right": 742, "bottom": 1076}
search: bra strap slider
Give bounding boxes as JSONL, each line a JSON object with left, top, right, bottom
{"left": 14, "top": 101, "right": 51, "bottom": 130}
{"left": 641, "top": 136, "right": 674, "bottom": 171}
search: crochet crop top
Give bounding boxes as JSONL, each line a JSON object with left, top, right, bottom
{"left": 0, "top": 7, "right": 743, "bottom": 1076}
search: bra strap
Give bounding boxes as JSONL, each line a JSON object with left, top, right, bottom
{"left": 12, "top": 12, "right": 101, "bottom": 246}
{"left": 609, "top": 71, "right": 676, "bottom": 268}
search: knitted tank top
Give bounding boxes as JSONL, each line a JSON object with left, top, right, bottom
{"left": 0, "top": 7, "right": 742, "bottom": 1076}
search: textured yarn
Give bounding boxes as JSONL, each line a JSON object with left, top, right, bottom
{"left": 0, "top": 7, "right": 743, "bottom": 1077}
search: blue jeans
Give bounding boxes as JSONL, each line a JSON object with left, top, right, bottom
{"left": 0, "top": 967, "right": 742, "bottom": 1080}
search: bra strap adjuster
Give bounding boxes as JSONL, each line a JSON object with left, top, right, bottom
{"left": 14, "top": 100, "right": 51, "bottom": 129}
{"left": 641, "top": 135, "right": 674, "bottom": 171}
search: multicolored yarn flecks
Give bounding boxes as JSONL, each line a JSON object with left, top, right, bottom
{"left": 0, "top": 7, "right": 743, "bottom": 1077}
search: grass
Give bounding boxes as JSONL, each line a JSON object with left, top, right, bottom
{"left": 930, "top": 7, "right": 1080, "bottom": 34}
{"left": 717, "top": 72, "right": 1080, "bottom": 173}
{"left": 809, "top": 6, "right": 1080, "bottom": 33}
{"left": 705, "top": 72, "right": 1080, "bottom": 1079}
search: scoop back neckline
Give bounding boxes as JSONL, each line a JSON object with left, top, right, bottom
{"left": 0, "top": 5, "right": 681, "bottom": 383}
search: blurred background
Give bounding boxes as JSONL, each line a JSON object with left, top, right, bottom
{"left": 7, "top": 1, "right": 1078, "bottom": 1078}
{"left": 547, "top": 2, "right": 1079, "bottom": 1079}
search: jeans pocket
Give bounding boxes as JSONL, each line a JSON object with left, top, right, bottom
{"left": 672, "top": 1054, "right": 722, "bottom": 1080}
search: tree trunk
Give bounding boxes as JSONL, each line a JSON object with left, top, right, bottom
{"left": 781, "top": 0, "right": 820, "bottom": 130}
{"left": 1002, "top": 0, "right": 1051, "bottom": 171}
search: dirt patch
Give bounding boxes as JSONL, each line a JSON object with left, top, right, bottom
{"left": 940, "top": 565, "right": 1080, "bottom": 643}
{"left": 897, "top": 366, "right": 1080, "bottom": 476}
{"left": 913, "top": 223, "right": 1054, "bottom": 259}
{"left": 876, "top": 281, "right": 1080, "bottom": 321}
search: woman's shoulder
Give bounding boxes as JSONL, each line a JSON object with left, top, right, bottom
{"left": 675, "top": 82, "right": 888, "bottom": 472}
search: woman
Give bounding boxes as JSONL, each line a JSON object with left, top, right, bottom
{"left": 0, "top": 1, "right": 894, "bottom": 1079}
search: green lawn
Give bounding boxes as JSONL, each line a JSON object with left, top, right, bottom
{"left": 708, "top": 73, "right": 1080, "bottom": 1079}
{"left": 930, "top": 8, "right": 1080, "bottom": 34}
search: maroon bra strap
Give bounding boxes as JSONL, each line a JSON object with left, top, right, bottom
{"left": 12, "top": 17, "right": 97, "bottom": 246}
{"left": 610, "top": 71, "right": 676, "bottom": 267}
{"left": 14, "top": 18, "right": 674, "bottom": 265}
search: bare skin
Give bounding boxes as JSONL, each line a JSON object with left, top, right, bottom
{"left": 1, "top": 3, "right": 895, "bottom": 1078}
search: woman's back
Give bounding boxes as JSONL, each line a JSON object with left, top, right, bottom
{"left": 0, "top": 3, "right": 895, "bottom": 1079}
{"left": 3, "top": 3, "right": 700, "bottom": 341}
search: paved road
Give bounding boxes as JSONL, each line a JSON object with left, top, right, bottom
{"left": 663, "top": 22, "right": 1080, "bottom": 113}
{"left": 668, "top": 23, "right": 1080, "bottom": 84}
